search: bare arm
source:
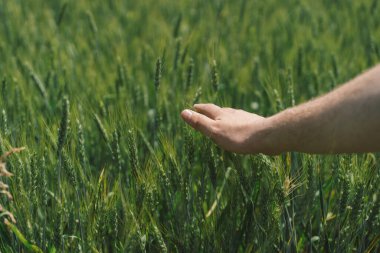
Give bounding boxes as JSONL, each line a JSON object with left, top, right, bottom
{"left": 181, "top": 64, "right": 380, "bottom": 155}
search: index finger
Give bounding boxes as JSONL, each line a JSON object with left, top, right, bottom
{"left": 194, "top": 103, "right": 221, "bottom": 119}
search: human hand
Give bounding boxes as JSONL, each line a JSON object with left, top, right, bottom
{"left": 181, "top": 104, "right": 276, "bottom": 154}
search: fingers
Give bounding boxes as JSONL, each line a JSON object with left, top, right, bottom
{"left": 194, "top": 104, "right": 221, "bottom": 119}
{"left": 181, "top": 109, "right": 216, "bottom": 138}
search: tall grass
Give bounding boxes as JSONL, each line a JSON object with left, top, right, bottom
{"left": 0, "top": 0, "right": 379, "bottom": 252}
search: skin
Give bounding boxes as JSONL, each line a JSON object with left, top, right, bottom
{"left": 181, "top": 64, "right": 380, "bottom": 155}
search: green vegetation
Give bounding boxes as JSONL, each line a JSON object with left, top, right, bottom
{"left": 0, "top": 0, "right": 379, "bottom": 252}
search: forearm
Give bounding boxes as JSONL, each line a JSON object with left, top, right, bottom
{"left": 265, "top": 64, "right": 380, "bottom": 154}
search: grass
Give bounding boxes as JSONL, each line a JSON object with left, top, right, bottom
{"left": 0, "top": 0, "right": 379, "bottom": 252}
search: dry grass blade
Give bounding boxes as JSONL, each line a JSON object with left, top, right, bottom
{"left": 206, "top": 167, "right": 232, "bottom": 218}
{"left": 0, "top": 147, "right": 25, "bottom": 162}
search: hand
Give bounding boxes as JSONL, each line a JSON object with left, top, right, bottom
{"left": 181, "top": 103, "right": 276, "bottom": 154}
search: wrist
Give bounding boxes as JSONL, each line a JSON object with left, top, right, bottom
{"left": 261, "top": 109, "right": 296, "bottom": 155}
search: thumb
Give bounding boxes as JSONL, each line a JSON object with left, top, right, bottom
{"left": 181, "top": 109, "right": 215, "bottom": 137}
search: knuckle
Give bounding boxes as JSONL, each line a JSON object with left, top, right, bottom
{"left": 192, "top": 117, "right": 200, "bottom": 129}
{"left": 210, "top": 126, "right": 217, "bottom": 135}
{"left": 223, "top": 107, "right": 234, "bottom": 113}
{"left": 209, "top": 129, "right": 217, "bottom": 140}
{"left": 213, "top": 123, "right": 221, "bottom": 133}
{"left": 209, "top": 125, "right": 221, "bottom": 139}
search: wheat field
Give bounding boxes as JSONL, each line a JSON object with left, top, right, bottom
{"left": 0, "top": 0, "right": 379, "bottom": 252}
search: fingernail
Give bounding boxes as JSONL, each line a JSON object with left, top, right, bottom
{"left": 182, "top": 109, "right": 193, "bottom": 120}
